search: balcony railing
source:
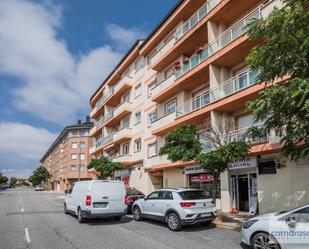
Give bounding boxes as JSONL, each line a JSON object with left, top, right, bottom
{"left": 151, "top": 74, "right": 176, "bottom": 98}
{"left": 174, "top": 0, "right": 221, "bottom": 41}
{"left": 111, "top": 76, "right": 133, "bottom": 94}
{"left": 149, "top": 111, "right": 177, "bottom": 131}
{"left": 176, "top": 69, "right": 259, "bottom": 117}
{"left": 96, "top": 134, "right": 113, "bottom": 148}
{"left": 175, "top": 7, "right": 261, "bottom": 79}
{"left": 226, "top": 124, "right": 268, "bottom": 144}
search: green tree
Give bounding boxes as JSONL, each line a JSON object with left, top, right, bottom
{"left": 159, "top": 125, "right": 202, "bottom": 162}
{"left": 196, "top": 142, "right": 249, "bottom": 203}
{"left": 246, "top": 0, "right": 309, "bottom": 160}
{"left": 0, "top": 172, "right": 9, "bottom": 184}
{"left": 88, "top": 156, "right": 123, "bottom": 179}
{"left": 9, "top": 177, "right": 17, "bottom": 187}
{"left": 159, "top": 125, "right": 249, "bottom": 203}
{"left": 28, "top": 166, "right": 50, "bottom": 186}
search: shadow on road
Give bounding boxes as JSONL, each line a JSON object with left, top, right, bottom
{"left": 66, "top": 213, "right": 133, "bottom": 226}
{"left": 240, "top": 242, "right": 250, "bottom": 249}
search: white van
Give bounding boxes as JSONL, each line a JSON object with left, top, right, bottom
{"left": 64, "top": 180, "right": 127, "bottom": 223}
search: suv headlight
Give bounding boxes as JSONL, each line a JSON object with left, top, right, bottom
{"left": 243, "top": 219, "right": 258, "bottom": 229}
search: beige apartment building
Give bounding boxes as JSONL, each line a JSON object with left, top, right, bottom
{"left": 89, "top": 0, "right": 309, "bottom": 214}
{"left": 41, "top": 118, "right": 94, "bottom": 192}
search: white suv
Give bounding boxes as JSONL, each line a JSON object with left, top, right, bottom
{"left": 132, "top": 188, "right": 216, "bottom": 231}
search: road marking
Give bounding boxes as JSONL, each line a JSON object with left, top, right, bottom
{"left": 21, "top": 207, "right": 24, "bottom": 213}
{"left": 25, "top": 228, "right": 31, "bottom": 243}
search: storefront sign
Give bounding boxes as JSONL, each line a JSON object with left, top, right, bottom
{"left": 190, "top": 174, "right": 214, "bottom": 183}
{"left": 184, "top": 165, "right": 207, "bottom": 174}
{"left": 228, "top": 156, "right": 257, "bottom": 170}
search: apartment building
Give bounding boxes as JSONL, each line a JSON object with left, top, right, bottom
{"left": 41, "top": 118, "right": 94, "bottom": 191}
{"left": 89, "top": 0, "right": 309, "bottom": 214}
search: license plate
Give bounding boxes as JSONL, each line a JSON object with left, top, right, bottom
{"left": 93, "top": 203, "right": 107, "bottom": 208}
{"left": 201, "top": 213, "right": 211, "bottom": 217}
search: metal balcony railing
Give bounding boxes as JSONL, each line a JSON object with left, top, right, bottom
{"left": 95, "top": 134, "right": 113, "bottom": 148}
{"left": 226, "top": 124, "right": 268, "bottom": 144}
{"left": 175, "top": 7, "right": 261, "bottom": 79}
{"left": 174, "top": 0, "right": 221, "bottom": 41}
{"left": 176, "top": 69, "right": 259, "bottom": 117}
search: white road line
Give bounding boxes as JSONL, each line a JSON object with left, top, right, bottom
{"left": 25, "top": 228, "right": 31, "bottom": 244}
{"left": 21, "top": 207, "right": 24, "bottom": 213}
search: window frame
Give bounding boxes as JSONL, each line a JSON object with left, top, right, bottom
{"left": 164, "top": 99, "right": 176, "bottom": 115}
{"left": 134, "top": 111, "right": 141, "bottom": 125}
{"left": 148, "top": 142, "right": 157, "bottom": 158}
{"left": 134, "top": 139, "right": 142, "bottom": 152}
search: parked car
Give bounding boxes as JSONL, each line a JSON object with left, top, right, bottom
{"left": 132, "top": 188, "right": 216, "bottom": 231}
{"left": 64, "top": 180, "right": 127, "bottom": 223}
{"left": 125, "top": 188, "right": 145, "bottom": 214}
{"left": 0, "top": 184, "right": 10, "bottom": 190}
{"left": 34, "top": 186, "right": 44, "bottom": 191}
{"left": 241, "top": 203, "right": 309, "bottom": 249}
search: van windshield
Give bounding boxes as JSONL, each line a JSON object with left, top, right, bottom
{"left": 179, "top": 191, "right": 206, "bottom": 200}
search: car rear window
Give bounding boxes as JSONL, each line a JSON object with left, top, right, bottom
{"left": 179, "top": 191, "right": 206, "bottom": 200}
{"left": 126, "top": 188, "right": 143, "bottom": 196}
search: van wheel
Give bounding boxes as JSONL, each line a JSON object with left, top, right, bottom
{"left": 77, "top": 208, "right": 85, "bottom": 223}
{"left": 64, "top": 203, "right": 68, "bottom": 214}
{"left": 167, "top": 213, "right": 182, "bottom": 231}
{"left": 251, "top": 232, "right": 281, "bottom": 249}
{"left": 133, "top": 206, "right": 142, "bottom": 221}
{"left": 113, "top": 216, "right": 122, "bottom": 221}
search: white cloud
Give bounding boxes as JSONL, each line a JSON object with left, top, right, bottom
{"left": 0, "top": 122, "right": 57, "bottom": 160}
{"left": 0, "top": 0, "right": 144, "bottom": 125}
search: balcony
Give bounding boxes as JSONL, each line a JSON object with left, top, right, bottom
{"left": 104, "top": 101, "right": 133, "bottom": 127}
{"left": 149, "top": 111, "right": 177, "bottom": 131}
{"left": 89, "top": 145, "right": 96, "bottom": 155}
{"left": 95, "top": 135, "right": 113, "bottom": 149}
{"left": 112, "top": 127, "right": 132, "bottom": 145}
{"left": 112, "top": 154, "right": 132, "bottom": 164}
{"left": 177, "top": 69, "right": 259, "bottom": 117}
{"left": 105, "top": 76, "right": 133, "bottom": 106}
{"left": 149, "top": 36, "right": 176, "bottom": 66}
{"left": 226, "top": 124, "right": 268, "bottom": 144}
{"left": 151, "top": 75, "right": 176, "bottom": 102}
{"left": 90, "top": 92, "right": 110, "bottom": 118}
{"left": 174, "top": 0, "right": 221, "bottom": 41}
{"left": 175, "top": 7, "right": 261, "bottom": 79}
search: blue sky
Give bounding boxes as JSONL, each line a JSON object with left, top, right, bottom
{"left": 0, "top": 0, "right": 178, "bottom": 178}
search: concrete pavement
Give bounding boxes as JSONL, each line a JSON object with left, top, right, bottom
{"left": 0, "top": 187, "right": 247, "bottom": 249}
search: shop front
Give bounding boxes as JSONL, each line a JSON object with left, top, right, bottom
{"left": 114, "top": 169, "right": 131, "bottom": 188}
{"left": 228, "top": 156, "right": 258, "bottom": 214}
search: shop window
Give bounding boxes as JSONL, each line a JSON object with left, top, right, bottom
{"left": 189, "top": 174, "right": 221, "bottom": 198}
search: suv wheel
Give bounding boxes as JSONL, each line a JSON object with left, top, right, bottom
{"left": 77, "top": 208, "right": 85, "bottom": 223}
{"left": 64, "top": 203, "right": 68, "bottom": 214}
{"left": 133, "top": 206, "right": 142, "bottom": 221}
{"left": 251, "top": 232, "right": 280, "bottom": 249}
{"left": 167, "top": 213, "right": 182, "bottom": 231}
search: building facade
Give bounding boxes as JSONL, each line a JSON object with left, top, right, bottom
{"left": 41, "top": 119, "right": 94, "bottom": 191}
{"left": 89, "top": 0, "right": 309, "bottom": 214}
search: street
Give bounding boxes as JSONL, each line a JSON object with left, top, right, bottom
{"left": 0, "top": 187, "right": 245, "bottom": 249}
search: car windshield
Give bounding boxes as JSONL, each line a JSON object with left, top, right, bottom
{"left": 179, "top": 191, "right": 206, "bottom": 200}
{"left": 126, "top": 188, "right": 143, "bottom": 196}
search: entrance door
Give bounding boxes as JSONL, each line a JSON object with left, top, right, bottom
{"left": 238, "top": 176, "right": 249, "bottom": 212}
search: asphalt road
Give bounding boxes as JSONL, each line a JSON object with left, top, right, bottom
{"left": 0, "top": 187, "right": 246, "bottom": 249}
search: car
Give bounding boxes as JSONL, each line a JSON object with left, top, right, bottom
{"left": 132, "top": 188, "right": 216, "bottom": 231}
{"left": 64, "top": 180, "right": 127, "bottom": 223}
{"left": 241, "top": 203, "right": 309, "bottom": 249}
{"left": 34, "top": 186, "right": 44, "bottom": 191}
{"left": 0, "top": 184, "right": 10, "bottom": 190}
{"left": 125, "top": 188, "right": 145, "bottom": 214}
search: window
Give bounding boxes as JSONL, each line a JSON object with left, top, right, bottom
{"left": 79, "top": 153, "right": 85, "bottom": 160}
{"left": 122, "top": 117, "right": 130, "bottom": 128}
{"left": 79, "top": 142, "right": 85, "bottom": 148}
{"left": 148, "top": 81, "right": 157, "bottom": 96}
{"left": 123, "top": 143, "right": 130, "bottom": 155}
{"left": 71, "top": 154, "right": 77, "bottom": 160}
{"left": 135, "top": 139, "right": 142, "bottom": 152}
{"left": 159, "top": 191, "right": 173, "bottom": 200}
{"left": 147, "top": 50, "right": 157, "bottom": 65}
{"left": 135, "top": 111, "right": 141, "bottom": 124}
{"left": 165, "top": 66, "right": 174, "bottom": 79}
{"left": 68, "top": 184, "right": 74, "bottom": 194}
{"left": 79, "top": 165, "right": 85, "bottom": 172}
{"left": 148, "top": 142, "right": 157, "bottom": 157}
{"left": 148, "top": 110, "right": 157, "bottom": 124}
{"left": 70, "top": 165, "right": 77, "bottom": 171}
{"left": 135, "top": 84, "right": 142, "bottom": 98}
{"left": 147, "top": 191, "right": 159, "bottom": 200}
{"left": 135, "top": 57, "right": 143, "bottom": 71}
{"left": 123, "top": 92, "right": 130, "bottom": 102}
{"left": 165, "top": 99, "right": 176, "bottom": 114}
{"left": 71, "top": 142, "right": 77, "bottom": 149}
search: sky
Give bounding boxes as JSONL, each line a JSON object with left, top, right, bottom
{"left": 0, "top": 0, "right": 178, "bottom": 178}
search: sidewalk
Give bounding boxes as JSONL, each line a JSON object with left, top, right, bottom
{"left": 214, "top": 212, "right": 253, "bottom": 231}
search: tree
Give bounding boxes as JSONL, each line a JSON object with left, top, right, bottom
{"left": 246, "top": 0, "right": 309, "bottom": 160}
{"left": 159, "top": 125, "right": 250, "bottom": 203}
{"left": 196, "top": 142, "right": 249, "bottom": 203}
{"left": 28, "top": 166, "right": 50, "bottom": 186}
{"left": 88, "top": 156, "right": 123, "bottom": 179}
{"left": 9, "top": 177, "right": 17, "bottom": 187}
{"left": 159, "top": 125, "right": 202, "bottom": 162}
{"left": 0, "top": 172, "right": 8, "bottom": 184}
